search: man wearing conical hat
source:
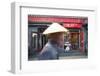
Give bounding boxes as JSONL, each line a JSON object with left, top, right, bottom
{"left": 38, "top": 23, "right": 69, "bottom": 60}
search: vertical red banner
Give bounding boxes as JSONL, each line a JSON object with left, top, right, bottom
{"left": 80, "top": 32, "right": 84, "bottom": 52}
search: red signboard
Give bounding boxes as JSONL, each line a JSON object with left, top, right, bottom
{"left": 63, "top": 23, "right": 82, "bottom": 28}
{"left": 28, "top": 16, "right": 83, "bottom": 23}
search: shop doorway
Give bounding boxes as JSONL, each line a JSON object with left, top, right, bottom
{"left": 70, "top": 32, "right": 80, "bottom": 51}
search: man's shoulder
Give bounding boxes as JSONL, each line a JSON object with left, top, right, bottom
{"left": 44, "top": 42, "right": 55, "bottom": 50}
{"left": 42, "top": 45, "right": 54, "bottom": 53}
{"left": 38, "top": 44, "right": 53, "bottom": 60}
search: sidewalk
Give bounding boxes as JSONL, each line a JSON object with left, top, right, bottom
{"left": 59, "top": 50, "right": 87, "bottom": 57}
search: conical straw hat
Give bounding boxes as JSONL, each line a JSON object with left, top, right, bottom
{"left": 43, "top": 23, "right": 68, "bottom": 35}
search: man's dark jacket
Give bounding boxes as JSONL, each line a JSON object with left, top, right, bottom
{"left": 38, "top": 40, "right": 65, "bottom": 60}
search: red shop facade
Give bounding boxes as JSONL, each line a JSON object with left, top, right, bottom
{"left": 28, "top": 15, "right": 87, "bottom": 56}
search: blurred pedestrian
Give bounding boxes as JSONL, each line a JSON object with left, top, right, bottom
{"left": 38, "top": 23, "right": 68, "bottom": 60}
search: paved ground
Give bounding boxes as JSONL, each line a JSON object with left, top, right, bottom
{"left": 28, "top": 50, "right": 87, "bottom": 61}
{"left": 59, "top": 55, "right": 87, "bottom": 59}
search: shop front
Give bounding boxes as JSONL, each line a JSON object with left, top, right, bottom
{"left": 28, "top": 15, "right": 88, "bottom": 60}
{"left": 63, "top": 23, "right": 84, "bottom": 52}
